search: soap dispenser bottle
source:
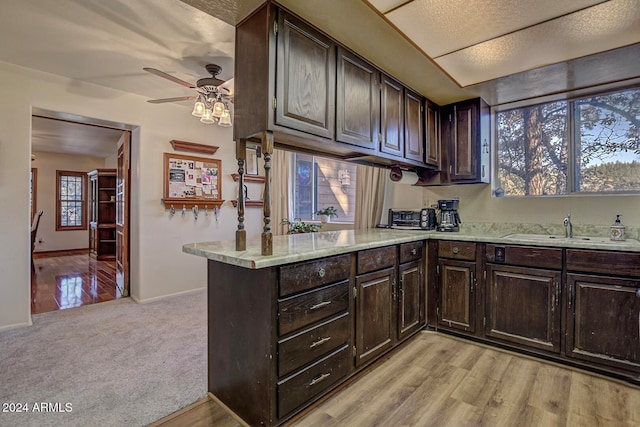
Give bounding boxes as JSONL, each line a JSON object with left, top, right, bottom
{"left": 610, "top": 214, "right": 626, "bottom": 241}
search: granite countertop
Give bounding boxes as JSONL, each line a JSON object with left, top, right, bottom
{"left": 182, "top": 225, "right": 640, "bottom": 269}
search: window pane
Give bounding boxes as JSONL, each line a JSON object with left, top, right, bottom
{"left": 292, "top": 154, "right": 357, "bottom": 223}
{"left": 57, "top": 172, "right": 85, "bottom": 229}
{"left": 496, "top": 101, "right": 568, "bottom": 196}
{"left": 574, "top": 88, "right": 640, "bottom": 192}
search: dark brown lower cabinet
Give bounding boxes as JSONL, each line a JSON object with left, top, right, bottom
{"left": 437, "top": 259, "right": 476, "bottom": 334}
{"left": 566, "top": 273, "right": 640, "bottom": 376}
{"left": 355, "top": 267, "right": 396, "bottom": 367}
{"left": 485, "top": 265, "right": 561, "bottom": 353}
{"left": 398, "top": 260, "right": 423, "bottom": 341}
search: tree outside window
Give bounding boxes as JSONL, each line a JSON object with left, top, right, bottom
{"left": 56, "top": 171, "right": 87, "bottom": 230}
{"left": 496, "top": 87, "right": 640, "bottom": 196}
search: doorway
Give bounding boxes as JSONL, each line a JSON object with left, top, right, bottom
{"left": 30, "top": 109, "right": 134, "bottom": 314}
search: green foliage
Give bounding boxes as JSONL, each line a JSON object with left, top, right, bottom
{"left": 315, "top": 206, "right": 338, "bottom": 217}
{"left": 280, "top": 218, "right": 321, "bottom": 234}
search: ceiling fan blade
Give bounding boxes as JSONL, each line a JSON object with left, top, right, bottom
{"left": 147, "top": 96, "right": 197, "bottom": 104}
{"left": 143, "top": 67, "right": 195, "bottom": 89}
{"left": 218, "top": 77, "right": 234, "bottom": 93}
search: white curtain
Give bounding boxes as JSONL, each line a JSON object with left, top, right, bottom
{"left": 355, "top": 164, "right": 387, "bottom": 229}
{"left": 271, "top": 149, "right": 291, "bottom": 235}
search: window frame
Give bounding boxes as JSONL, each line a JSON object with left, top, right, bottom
{"left": 55, "top": 170, "right": 88, "bottom": 231}
{"left": 492, "top": 83, "right": 640, "bottom": 197}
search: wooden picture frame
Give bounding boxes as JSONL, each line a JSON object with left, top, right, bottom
{"left": 162, "top": 152, "right": 224, "bottom": 209}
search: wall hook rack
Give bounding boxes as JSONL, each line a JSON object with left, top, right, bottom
{"left": 193, "top": 205, "right": 199, "bottom": 221}
{"left": 169, "top": 204, "right": 175, "bottom": 218}
{"left": 181, "top": 205, "right": 186, "bottom": 217}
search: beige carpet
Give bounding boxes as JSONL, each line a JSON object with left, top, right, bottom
{"left": 0, "top": 289, "right": 207, "bottom": 427}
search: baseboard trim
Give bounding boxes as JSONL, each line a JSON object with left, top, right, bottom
{"left": 0, "top": 319, "right": 33, "bottom": 332}
{"left": 33, "top": 248, "right": 89, "bottom": 258}
{"left": 208, "top": 393, "right": 250, "bottom": 427}
{"left": 129, "top": 287, "right": 206, "bottom": 304}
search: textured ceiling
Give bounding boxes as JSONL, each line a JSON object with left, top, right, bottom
{"left": 367, "top": 0, "right": 640, "bottom": 86}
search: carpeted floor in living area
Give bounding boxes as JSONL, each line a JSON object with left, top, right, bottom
{"left": 0, "top": 289, "right": 208, "bottom": 427}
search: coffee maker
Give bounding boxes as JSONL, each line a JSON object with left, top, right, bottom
{"left": 437, "top": 199, "right": 461, "bottom": 232}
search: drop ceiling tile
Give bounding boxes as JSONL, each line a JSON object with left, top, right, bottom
{"left": 435, "top": 0, "right": 640, "bottom": 86}
{"left": 383, "top": 0, "right": 606, "bottom": 57}
{"left": 366, "top": 0, "right": 409, "bottom": 14}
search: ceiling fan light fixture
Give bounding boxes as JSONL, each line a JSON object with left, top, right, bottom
{"left": 218, "top": 109, "right": 232, "bottom": 127}
{"left": 191, "top": 98, "right": 206, "bottom": 117}
{"left": 212, "top": 100, "right": 225, "bottom": 118}
{"left": 200, "top": 108, "right": 215, "bottom": 124}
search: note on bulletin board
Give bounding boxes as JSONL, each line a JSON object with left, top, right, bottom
{"left": 162, "top": 152, "right": 223, "bottom": 209}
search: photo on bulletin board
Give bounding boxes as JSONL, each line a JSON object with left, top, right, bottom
{"left": 162, "top": 152, "right": 223, "bottom": 208}
{"left": 246, "top": 146, "right": 258, "bottom": 176}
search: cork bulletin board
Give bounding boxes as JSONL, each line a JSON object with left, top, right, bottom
{"left": 162, "top": 152, "right": 224, "bottom": 209}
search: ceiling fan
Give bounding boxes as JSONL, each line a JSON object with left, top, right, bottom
{"left": 143, "top": 64, "right": 234, "bottom": 126}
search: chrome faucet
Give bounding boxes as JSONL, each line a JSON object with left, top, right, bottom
{"left": 563, "top": 214, "right": 573, "bottom": 238}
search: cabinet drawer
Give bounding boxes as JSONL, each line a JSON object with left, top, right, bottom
{"left": 486, "top": 244, "right": 562, "bottom": 270}
{"left": 278, "top": 345, "right": 351, "bottom": 418}
{"left": 280, "top": 254, "right": 351, "bottom": 297}
{"left": 357, "top": 245, "right": 396, "bottom": 274}
{"left": 438, "top": 241, "right": 476, "bottom": 260}
{"left": 278, "top": 312, "right": 350, "bottom": 377}
{"left": 567, "top": 250, "right": 640, "bottom": 277}
{"left": 400, "top": 241, "right": 423, "bottom": 264}
{"left": 279, "top": 281, "right": 350, "bottom": 336}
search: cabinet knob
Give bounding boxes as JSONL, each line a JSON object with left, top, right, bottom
{"left": 452, "top": 247, "right": 459, "bottom": 254}
{"left": 317, "top": 267, "right": 326, "bottom": 278}
{"left": 636, "top": 288, "right": 640, "bottom": 298}
{"left": 410, "top": 248, "right": 417, "bottom": 255}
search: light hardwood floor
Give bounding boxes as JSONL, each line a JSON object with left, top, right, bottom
{"left": 152, "top": 332, "right": 640, "bottom": 426}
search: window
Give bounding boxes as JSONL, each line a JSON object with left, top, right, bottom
{"left": 56, "top": 171, "right": 87, "bottom": 230}
{"left": 292, "top": 153, "right": 357, "bottom": 223}
{"left": 495, "top": 87, "right": 640, "bottom": 196}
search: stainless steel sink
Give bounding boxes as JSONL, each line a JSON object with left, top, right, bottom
{"left": 502, "top": 233, "right": 640, "bottom": 246}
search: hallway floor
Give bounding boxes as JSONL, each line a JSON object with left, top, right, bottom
{"left": 31, "top": 250, "right": 122, "bottom": 314}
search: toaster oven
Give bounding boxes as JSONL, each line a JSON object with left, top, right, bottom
{"left": 388, "top": 208, "right": 436, "bottom": 230}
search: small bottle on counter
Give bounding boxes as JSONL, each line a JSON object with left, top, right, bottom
{"left": 609, "top": 214, "right": 626, "bottom": 241}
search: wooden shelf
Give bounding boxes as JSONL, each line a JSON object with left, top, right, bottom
{"left": 170, "top": 140, "right": 219, "bottom": 155}
{"left": 231, "top": 173, "right": 265, "bottom": 183}
{"left": 230, "top": 200, "right": 264, "bottom": 208}
{"left": 162, "top": 198, "right": 225, "bottom": 210}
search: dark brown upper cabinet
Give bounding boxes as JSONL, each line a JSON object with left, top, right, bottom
{"left": 404, "top": 89, "right": 424, "bottom": 163}
{"left": 275, "top": 11, "right": 335, "bottom": 139}
{"left": 380, "top": 74, "right": 404, "bottom": 158}
{"left": 336, "top": 48, "right": 379, "bottom": 150}
{"left": 425, "top": 100, "right": 440, "bottom": 168}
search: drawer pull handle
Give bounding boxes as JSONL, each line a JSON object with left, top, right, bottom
{"left": 636, "top": 288, "right": 640, "bottom": 298}
{"left": 317, "top": 267, "right": 326, "bottom": 278}
{"left": 310, "top": 301, "right": 332, "bottom": 311}
{"left": 309, "top": 372, "right": 331, "bottom": 386}
{"left": 309, "top": 336, "right": 332, "bottom": 348}
{"left": 410, "top": 248, "right": 417, "bottom": 255}
{"left": 452, "top": 247, "right": 459, "bottom": 254}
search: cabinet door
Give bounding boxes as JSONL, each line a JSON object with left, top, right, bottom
{"left": 336, "top": 48, "right": 379, "bottom": 150}
{"left": 398, "top": 261, "right": 423, "bottom": 341}
{"left": 425, "top": 100, "right": 439, "bottom": 167}
{"left": 356, "top": 267, "right": 395, "bottom": 367}
{"left": 451, "top": 100, "right": 478, "bottom": 181}
{"left": 566, "top": 274, "right": 640, "bottom": 373}
{"left": 438, "top": 259, "right": 475, "bottom": 333}
{"left": 380, "top": 74, "right": 404, "bottom": 157}
{"left": 486, "top": 265, "right": 561, "bottom": 353}
{"left": 404, "top": 89, "right": 424, "bottom": 163}
{"left": 276, "top": 12, "right": 335, "bottom": 139}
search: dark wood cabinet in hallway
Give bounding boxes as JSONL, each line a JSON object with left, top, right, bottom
{"left": 31, "top": 250, "right": 121, "bottom": 314}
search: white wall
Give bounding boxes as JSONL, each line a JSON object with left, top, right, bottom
{"left": 423, "top": 183, "right": 640, "bottom": 232}
{"left": 0, "top": 61, "right": 263, "bottom": 330}
{"left": 31, "top": 152, "right": 105, "bottom": 252}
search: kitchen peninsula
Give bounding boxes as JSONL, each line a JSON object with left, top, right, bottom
{"left": 184, "top": 227, "right": 640, "bottom": 426}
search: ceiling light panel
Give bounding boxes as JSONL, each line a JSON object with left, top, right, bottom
{"left": 435, "top": 0, "right": 640, "bottom": 86}
{"left": 380, "top": 0, "right": 606, "bottom": 58}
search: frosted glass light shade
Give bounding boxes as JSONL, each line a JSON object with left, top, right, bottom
{"left": 212, "top": 101, "right": 225, "bottom": 118}
{"left": 218, "top": 109, "right": 232, "bottom": 127}
{"left": 200, "top": 108, "right": 215, "bottom": 124}
{"left": 191, "top": 100, "right": 206, "bottom": 117}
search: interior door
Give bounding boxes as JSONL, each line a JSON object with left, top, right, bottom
{"left": 116, "top": 131, "right": 130, "bottom": 296}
